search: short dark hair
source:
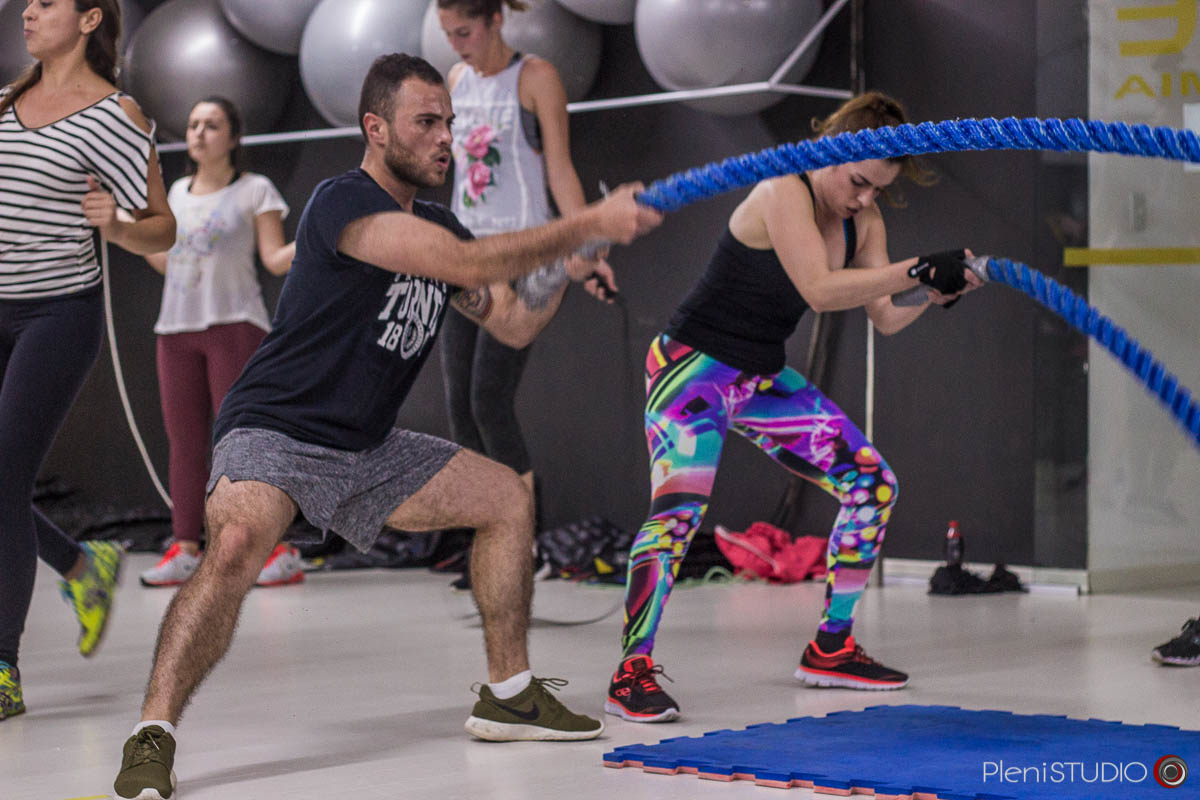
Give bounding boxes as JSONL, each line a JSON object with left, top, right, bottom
{"left": 358, "top": 53, "right": 445, "bottom": 139}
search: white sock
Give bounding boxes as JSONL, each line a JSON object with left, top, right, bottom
{"left": 133, "top": 720, "right": 176, "bottom": 737}
{"left": 488, "top": 669, "right": 532, "bottom": 700}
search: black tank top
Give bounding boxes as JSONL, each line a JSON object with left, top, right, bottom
{"left": 665, "top": 173, "right": 857, "bottom": 375}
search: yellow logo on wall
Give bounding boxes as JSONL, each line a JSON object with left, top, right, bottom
{"left": 1114, "top": 0, "right": 1199, "bottom": 99}
{"left": 1118, "top": 0, "right": 1195, "bottom": 55}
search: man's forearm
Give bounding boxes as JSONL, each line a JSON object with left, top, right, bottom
{"left": 460, "top": 210, "right": 597, "bottom": 287}
{"left": 486, "top": 281, "right": 568, "bottom": 348}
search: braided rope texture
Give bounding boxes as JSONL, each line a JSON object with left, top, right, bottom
{"left": 634, "top": 117, "right": 1200, "bottom": 448}
{"left": 638, "top": 117, "right": 1200, "bottom": 211}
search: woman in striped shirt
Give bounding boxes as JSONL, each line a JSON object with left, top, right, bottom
{"left": 0, "top": 0, "right": 174, "bottom": 721}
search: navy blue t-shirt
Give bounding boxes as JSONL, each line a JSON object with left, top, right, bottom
{"left": 214, "top": 168, "right": 469, "bottom": 451}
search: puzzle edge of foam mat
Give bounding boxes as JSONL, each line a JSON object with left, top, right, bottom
{"left": 601, "top": 703, "right": 1194, "bottom": 799}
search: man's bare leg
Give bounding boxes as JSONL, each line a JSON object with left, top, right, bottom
{"left": 141, "top": 478, "right": 296, "bottom": 723}
{"left": 386, "top": 449, "right": 533, "bottom": 682}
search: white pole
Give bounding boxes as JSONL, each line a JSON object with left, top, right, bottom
{"left": 157, "top": 79, "right": 854, "bottom": 153}
{"left": 768, "top": 0, "right": 852, "bottom": 85}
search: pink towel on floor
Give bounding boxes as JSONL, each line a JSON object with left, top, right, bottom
{"left": 714, "top": 521, "right": 827, "bottom": 582}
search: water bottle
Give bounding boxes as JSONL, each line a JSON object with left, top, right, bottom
{"left": 944, "top": 520, "right": 964, "bottom": 568}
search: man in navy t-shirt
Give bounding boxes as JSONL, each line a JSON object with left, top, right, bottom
{"left": 115, "top": 53, "right": 661, "bottom": 800}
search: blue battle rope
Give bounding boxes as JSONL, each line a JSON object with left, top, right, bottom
{"left": 636, "top": 117, "right": 1200, "bottom": 210}
{"left": 632, "top": 117, "right": 1200, "bottom": 448}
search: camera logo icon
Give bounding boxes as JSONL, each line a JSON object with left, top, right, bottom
{"left": 1155, "top": 755, "right": 1188, "bottom": 788}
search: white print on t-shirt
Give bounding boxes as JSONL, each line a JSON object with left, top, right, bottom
{"left": 165, "top": 205, "right": 233, "bottom": 291}
{"left": 376, "top": 274, "right": 447, "bottom": 359}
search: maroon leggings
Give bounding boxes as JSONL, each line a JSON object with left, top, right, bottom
{"left": 157, "top": 322, "right": 265, "bottom": 544}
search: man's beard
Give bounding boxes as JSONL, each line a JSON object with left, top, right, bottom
{"left": 384, "top": 138, "right": 445, "bottom": 189}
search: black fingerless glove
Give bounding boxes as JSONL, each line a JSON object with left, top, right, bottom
{"left": 909, "top": 249, "right": 968, "bottom": 295}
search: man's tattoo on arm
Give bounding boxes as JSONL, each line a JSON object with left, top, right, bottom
{"left": 452, "top": 285, "right": 494, "bottom": 321}
{"left": 513, "top": 261, "right": 568, "bottom": 310}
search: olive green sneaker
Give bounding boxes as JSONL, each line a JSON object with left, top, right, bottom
{"left": 59, "top": 540, "right": 124, "bottom": 657}
{"left": 0, "top": 661, "right": 24, "bottom": 720}
{"left": 114, "top": 725, "right": 177, "bottom": 799}
{"left": 465, "top": 676, "right": 604, "bottom": 741}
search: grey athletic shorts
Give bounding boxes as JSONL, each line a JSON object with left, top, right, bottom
{"left": 207, "top": 427, "right": 460, "bottom": 553}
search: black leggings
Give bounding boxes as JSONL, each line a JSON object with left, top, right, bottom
{"left": 438, "top": 306, "right": 532, "bottom": 474}
{"left": 0, "top": 290, "right": 104, "bottom": 666}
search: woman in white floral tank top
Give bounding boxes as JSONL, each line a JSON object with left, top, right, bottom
{"left": 434, "top": 0, "right": 614, "bottom": 550}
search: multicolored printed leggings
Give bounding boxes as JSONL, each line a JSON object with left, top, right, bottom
{"left": 621, "top": 334, "right": 898, "bottom": 657}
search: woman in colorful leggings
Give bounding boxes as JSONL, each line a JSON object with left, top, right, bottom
{"left": 605, "top": 92, "right": 983, "bottom": 723}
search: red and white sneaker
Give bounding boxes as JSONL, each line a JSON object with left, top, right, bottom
{"left": 139, "top": 542, "right": 201, "bottom": 587}
{"left": 605, "top": 655, "right": 680, "bottom": 722}
{"left": 255, "top": 543, "right": 305, "bottom": 587}
{"left": 795, "top": 636, "right": 909, "bottom": 690}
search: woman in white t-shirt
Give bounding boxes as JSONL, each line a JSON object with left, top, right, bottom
{"left": 140, "top": 97, "right": 301, "bottom": 588}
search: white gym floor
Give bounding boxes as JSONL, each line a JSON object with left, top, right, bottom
{"left": 4, "top": 553, "right": 1198, "bottom": 799}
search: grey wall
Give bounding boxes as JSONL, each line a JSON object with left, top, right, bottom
{"left": 41, "top": 1, "right": 1088, "bottom": 568}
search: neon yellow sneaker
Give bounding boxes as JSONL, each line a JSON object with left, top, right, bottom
{"left": 0, "top": 661, "right": 24, "bottom": 720}
{"left": 59, "top": 540, "right": 124, "bottom": 657}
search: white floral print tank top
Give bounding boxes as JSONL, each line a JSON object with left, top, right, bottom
{"left": 450, "top": 55, "right": 551, "bottom": 236}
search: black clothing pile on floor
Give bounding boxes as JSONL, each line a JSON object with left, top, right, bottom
{"left": 36, "top": 477, "right": 170, "bottom": 551}
{"left": 37, "top": 474, "right": 727, "bottom": 588}
{"left": 929, "top": 563, "right": 1029, "bottom": 595}
{"left": 302, "top": 516, "right": 641, "bottom": 584}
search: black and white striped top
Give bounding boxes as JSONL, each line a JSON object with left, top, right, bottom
{"left": 0, "top": 89, "right": 154, "bottom": 300}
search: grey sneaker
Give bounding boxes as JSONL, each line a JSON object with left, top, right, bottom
{"left": 114, "top": 726, "right": 177, "bottom": 799}
{"left": 255, "top": 543, "right": 305, "bottom": 587}
{"left": 139, "top": 543, "right": 201, "bottom": 587}
{"left": 465, "top": 676, "right": 604, "bottom": 741}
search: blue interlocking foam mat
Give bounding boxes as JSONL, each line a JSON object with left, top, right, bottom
{"left": 602, "top": 705, "right": 1199, "bottom": 798}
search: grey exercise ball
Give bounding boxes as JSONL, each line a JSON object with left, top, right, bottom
{"left": 117, "top": 0, "right": 146, "bottom": 53}
{"left": 218, "top": 0, "right": 323, "bottom": 55}
{"left": 0, "top": 0, "right": 34, "bottom": 86}
{"left": 124, "top": 0, "right": 294, "bottom": 139}
{"left": 635, "top": 0, "right": 825, "bottom": 116}
{"left": 555, "top": 0, "right": 635, "bottom": 26}
{"left": 420, "top": 0, "right": 601, "bottom": 102}
{"left": 300, "top": 0, "right": 427, "bottom": 128}
{"left": 1, "top": 0, "right": 144, "bottom": 85}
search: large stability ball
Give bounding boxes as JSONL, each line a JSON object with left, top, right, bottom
{"left": 635, "top": 0, "right": 825, "bottom": 116}
{"left": 218, "top": 0, "right": 323, "bottom": 55}
{"left": 300, "top": 0, "right": 427, "bottom": 128}
{"left": 0, "top": 0, "right": 33, "bottom": 85}
{"left": 555, "top": 0, "right": 635, "bottom": 26}
{"left": 117, "top": 0, "right": 147, "bottom": 52}
{"left": 420, "top": 0, "right": 601, "bottom": 102}
{"left": 124, "top": 0, "right": 293, "bottom": 139}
